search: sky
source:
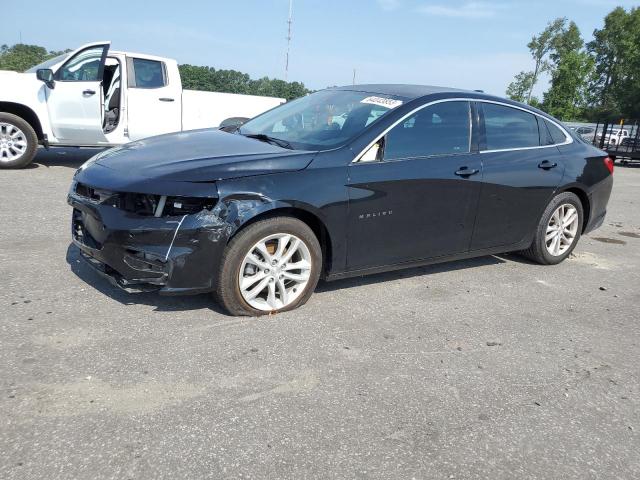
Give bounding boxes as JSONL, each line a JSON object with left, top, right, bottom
{"left": 4, "top": 0, "right": 638, "bottom": 98}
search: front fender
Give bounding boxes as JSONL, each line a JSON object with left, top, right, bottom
{"left": 213, "top": 190, "right": 324, "bottom": 239}
{"left": 0, "top": 72, "right": 55, "bottom": 139}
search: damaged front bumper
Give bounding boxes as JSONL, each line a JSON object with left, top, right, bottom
{"left": 67, "top": 183, "right": 232, "bottom": 295}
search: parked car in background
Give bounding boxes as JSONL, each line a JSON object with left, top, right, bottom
{"left": 574, "top": 126, "right": 596, "bottom": 142}
{"left": 0, "top": 42, "right": 285, "bottom": 168}
{"left": 68, "top": 85, "right": 614, "bottom": 316}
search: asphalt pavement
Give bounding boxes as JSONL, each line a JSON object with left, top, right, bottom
{"left": 1, "top": 148, "right": 639, "bottom": 479}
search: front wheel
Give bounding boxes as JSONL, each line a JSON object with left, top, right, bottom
{"left": 0, "top": 113, "right": 38, "bottom": 169}
{"left": 520, "top": 192, "right": 583, "bottom": 265}
{"left": 214, "top": 217, "right": 322, "bottom": 316}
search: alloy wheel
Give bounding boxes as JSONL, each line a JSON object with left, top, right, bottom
{"left": 238, "top": 233, "right": 312, "bottom": 311}
{"left": 0, "top": 122, "right": 28, "bottom": 162}
{"left": 545, "top": 203, "right": 579, "bottom": 256}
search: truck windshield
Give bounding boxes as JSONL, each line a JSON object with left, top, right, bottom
{"left": 238, "top": 89, "right": 407, "bottom": 151}
{"left": 25, "top": 53, "right": 71, "bottom": 73}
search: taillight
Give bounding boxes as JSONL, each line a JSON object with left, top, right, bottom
{"left": 604, "top": 156, "right": 614, "bottom": 174}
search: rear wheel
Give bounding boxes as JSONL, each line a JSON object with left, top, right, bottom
{"left": 520, "top": 192, "right": 583, "bottom": 265}
{"left": 0, "top": 113, "right": 38, "bottom": 169}
{"left": 214, "top": 217, "right": 322, "bottom": 316}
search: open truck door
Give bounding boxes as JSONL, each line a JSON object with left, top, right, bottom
{"left": 45, "top": 42, "right": 110, "bottom": 144}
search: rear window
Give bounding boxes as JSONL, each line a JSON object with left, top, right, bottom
{"left": 545, "top": 120, "right": 568, "bottom": 144}
{"left": 482, "top": 103, "right": 540, "bottom": 150}
{"left": 130, "top": 58, "right": 166, "bottom": 88}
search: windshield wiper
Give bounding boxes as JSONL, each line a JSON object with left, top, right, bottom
{"left": 243, "top": 133, "right": 293, "bottom": 150}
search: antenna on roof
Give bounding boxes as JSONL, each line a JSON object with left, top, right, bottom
{"left": 284, "top": 0, "right": 293, "bottom": 81}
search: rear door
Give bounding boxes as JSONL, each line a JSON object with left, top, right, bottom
{"left": 47, "top": 42, "right": 110, "bottom": 144}
{"left": 470, "top": 102, "right": 565, "bottom": 250}
{"left": 347, "top": 100, "right": 483, "bottom": 270}
{"left": 126, "top": 57, "right": 182, "bottom": 140}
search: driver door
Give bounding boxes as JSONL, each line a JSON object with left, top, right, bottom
{"left": 46, "top": 42, "right": 110, "bottom": 145}
{"left": 347, "top": 101, "right": 482, "bottom": 270}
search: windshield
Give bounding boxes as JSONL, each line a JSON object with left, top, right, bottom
{"left": 238, "top": 89, "right": 407, "bottom": 150}
{"left": 25, "top": 53, "right": 70, "bottom": 73}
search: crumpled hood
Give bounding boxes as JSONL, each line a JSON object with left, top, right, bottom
{"left": 94, "top": 129, "right": 315, "bottom": 182}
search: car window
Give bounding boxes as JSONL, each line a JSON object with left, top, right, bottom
{"left": 482, "top": 103, "right": 540, "bottom": 150}
{"left": 131, "top": 58, "right": 166, "bottom": 88}
{"left": 544, "top": 120, "right": 568, "bottom": 144}
{"left": 239, "top": 89, "right": 406, "bottom": 150}
{"left": 56, "top": 46, "right": 104, "bottom": 81}
{"left": 383, "top": 101, "right": 471, "bottom": 160}
{"left": 539, "top": 119, "right": 555, "bottom": 146}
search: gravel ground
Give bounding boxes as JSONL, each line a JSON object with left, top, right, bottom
{"left": 1, "top": 148, "right": 639, "bottom": 479}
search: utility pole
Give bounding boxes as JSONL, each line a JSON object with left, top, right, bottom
{"left": 284, "top": 0, "right": 293, "bottom": 81}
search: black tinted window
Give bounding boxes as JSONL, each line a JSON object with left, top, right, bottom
{"left": 384, "top": 101, "right": 471, "bottom": 159}
{"left": 545, "top": 120, "right": 567, "bottom": 144}
{"left": 132, "top": 58, "right": 165, "bottom": 88}
{"left": 483, "top": 103, "right": 539, "bottom": 150}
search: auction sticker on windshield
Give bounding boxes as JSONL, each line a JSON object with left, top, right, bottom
{"left": 360, "top": 96, "right": 403, "bottom": 109}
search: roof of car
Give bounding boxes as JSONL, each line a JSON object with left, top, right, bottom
{"left": 332, "top": 84, "right": 563, "bottom": 122}
{"left": 333, "top": 84, "right": 476, "bottom": 99}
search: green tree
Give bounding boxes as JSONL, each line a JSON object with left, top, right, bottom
{"left": 542, "top": 22, "right": 593, "bottom": 120}
{"left": 506, "top": 71, "right": 536, "bottom": 102}
{"left": 505, "top": 18, "right": 567, "bottom": 104}
{"left": 524, "top": 18, "right": 567, "bottom": 103}
{"left": 587, "top": 7, "right": 640, "bottom": 118}
{"left": 179, "top": 64, "right": 309, "bottom": 100}
{"left": 0, "top": 44, "right": 69, "bottom": 72}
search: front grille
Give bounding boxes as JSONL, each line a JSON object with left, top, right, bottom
{"left": 75, "top": 182, "right": 160, "bottom": 215}
{"left": 74, "top": 183, "right": 216, "bottom": 217}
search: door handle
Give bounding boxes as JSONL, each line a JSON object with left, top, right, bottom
{"left": 82, "top": 89, "right": 96, "bottom": 96}
{"left": 159, "top": 97, "right": 175, "bottom": 102}
{"left": 538, "top": 160, "right": 558, "bottom": 170}
{"left": 454, "top": 166, "right": 480, "bottom": 177}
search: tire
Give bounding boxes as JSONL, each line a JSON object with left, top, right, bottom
{"left": 520, "top": 192, "right": 584, "bottom": 265}
{"left": 214, "top": 217, "right": 322, "bottom": 316}
{"left": 0, "top": 112, "right": 38, "bottom": 169}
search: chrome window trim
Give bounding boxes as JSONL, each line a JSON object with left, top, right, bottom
{"left": 352, "top": 97, "right": 572, "bottom": 163}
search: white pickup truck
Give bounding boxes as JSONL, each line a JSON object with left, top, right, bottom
{"left": 601, "top": 128, "right": 630, "bottom": 146}
{"left": 0, "top": 41, "right": 285, "bottom": 168}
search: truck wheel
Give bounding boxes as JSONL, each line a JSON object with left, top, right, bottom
{"left": 0, "top": 113, "right": 38, "bottom": 169}
{"left": 214, "top": 217, "right": 322, "bottom": 316}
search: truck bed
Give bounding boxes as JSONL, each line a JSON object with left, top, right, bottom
{"left": 181, "top": 90, "right": 285, "bottom": 131}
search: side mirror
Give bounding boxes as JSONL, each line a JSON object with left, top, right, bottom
{"left": 36, "top": 69, "right": 55, "bottom": 89}
{"left": 219, "top": 116, "right": 249, "bottom": 132}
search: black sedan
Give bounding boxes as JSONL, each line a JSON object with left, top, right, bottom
{"left": 68, "top": 85, "right": 614, "bottom": 315}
